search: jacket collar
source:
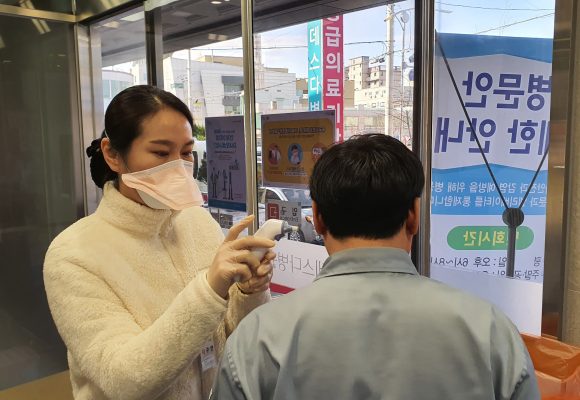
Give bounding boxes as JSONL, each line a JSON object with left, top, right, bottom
{"left": 95, "top": 182, "right": 179, "bottom": 238}
{"left": 314, "top": 247, "right": 418, "bottom": 281}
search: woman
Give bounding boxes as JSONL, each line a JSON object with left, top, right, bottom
{"left": 44, "top": 85, "right": 275, "bottom": 400}
{"left": 289, "top": 145, "right": 301, "bottom": 165}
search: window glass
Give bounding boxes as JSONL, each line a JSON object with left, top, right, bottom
{"left": 153, "top": 0, "right": 246, "bottom": 235}
{"left": 0, "top": 15, "right": 77, "bottom": 390}
{"left": 91, "top": 9, "right": 147, "bottom": 111}
{"left": 87, "top": 8, "right": 147, "bottom": 213}
{"left": 253, "top": 1, "right": 416, "bottom": 294}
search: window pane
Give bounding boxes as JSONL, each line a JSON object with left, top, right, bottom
{"left": 153, "top": 0, "right": 246, "bottom": 235}
{"left": 87, "top": 8, "right": 147, "bottom": 213}
{"left": 253, "top": 1, "right": 416, "bottom": 294}
{"left": 91, "top": 9, "right": 147, "bottom": 112}
{"left": 0, "top": 15, "right": 77, "bottom": 390}
{"left": 0, "top": 0, "right": 72, "bottom": 13}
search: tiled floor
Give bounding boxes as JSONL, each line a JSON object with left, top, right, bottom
{"left": 0, "top": 309, "right": 67, "bottom": 391}
{"left": 0, "top": 371, "right": 72, "bottom": 400}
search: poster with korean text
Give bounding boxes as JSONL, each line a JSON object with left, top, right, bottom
{"left": 206, "top": 116, "right": 246, "bottom": 211}
{"left": 262, "top": 110, "right": 335, "bottom": 189}
{"left": 432, "top": 33, "right": 552, "bottom": 283}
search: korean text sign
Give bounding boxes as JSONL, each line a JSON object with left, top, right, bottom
{"left": 308, "top": 20, "right": 323, "bottom": 111}
{"left": 270, "top": 239, "right": 328, "bottom": 294}
{"left": 323, "top": 16, "right": 344, "bottom": 142}
{"left": 308, "top": 17, "right": 344, "bottom": 142}
{"left": 262, "top": 110, "right": 335, "bottom": 189}
{"left": 432, "top": 33, "right": 552, "bottom": 283}
{"left": 206, "top": 116, "right": 247, "bottom": 211}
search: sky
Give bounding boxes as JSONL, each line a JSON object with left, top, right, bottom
{"left": 169, "top": 0, "right": 555, "bottom": 79}
{"left": 108, "top": 1, "right": 556, "bottom": 79}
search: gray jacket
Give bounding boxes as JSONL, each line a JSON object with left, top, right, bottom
{"left": 212, "top": 248, "right": 540, "bottom": 400}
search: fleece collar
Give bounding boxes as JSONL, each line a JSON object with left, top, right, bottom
{"left": 95, "top": 182, "right": 179, "bottom": 238}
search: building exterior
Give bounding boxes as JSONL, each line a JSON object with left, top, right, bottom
{"left": 102, "top": 70, "right": 134, "bottom": 110}
{"left": 162, "top": 56, "right": 299, "bottom": 125}
{"left": 346, "top": 56, "right": 413, "bottom": 139}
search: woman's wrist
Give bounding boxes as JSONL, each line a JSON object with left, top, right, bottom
{"left": 236, "top": 282, "right": 252, "bottom": 295}
{"left": 206, "top": 272, "right": 229, "bottom": 300}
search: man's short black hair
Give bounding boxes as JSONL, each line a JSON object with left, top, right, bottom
{"left": 309, "top": 134, "right": 424, "bottom": 240}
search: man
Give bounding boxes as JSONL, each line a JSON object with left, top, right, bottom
{"left": 211, "top": 134, "right": 539, "bottom": 400}
{"left": 289, "top": 144, "right": 301, "bottom": 165}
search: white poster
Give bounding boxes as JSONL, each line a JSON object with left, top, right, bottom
{"left": 206, "top": 116, "right": 246, "bottom": 211}
{"left": 431, "top": 265, "right": 543, "bottom": 334}
{"left": 431, "top": 34, "right": 552, "bottom": 334}
{"left": 270, "top": 239, "right": 328, "bottom": 294}
{"left": 432, "top": 34, "right": 552, "bottom": 283}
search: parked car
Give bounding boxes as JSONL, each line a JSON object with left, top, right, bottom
{"left": 258, "top": 187, "right": 324, "bottom": 245}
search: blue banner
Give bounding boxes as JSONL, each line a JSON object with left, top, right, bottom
{"left": 307, "top": 20, "right": 323, "bottom": 111}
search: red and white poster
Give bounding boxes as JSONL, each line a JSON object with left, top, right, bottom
{"left": 322, "top": 16, "right": 344, "bottom": 142}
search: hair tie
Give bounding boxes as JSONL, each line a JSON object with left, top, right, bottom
{"left": 86, "top": 138, "right": 102, "bottom": 158}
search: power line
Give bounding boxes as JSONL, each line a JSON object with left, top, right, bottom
{"left": 188, "top": 40, "right": 391, "bottom": 52}
{"left": 440, "top": 2, "right": 554, "bottom": 11}
{"left": 474, "top": 12, "right": 554, "bottom": 34}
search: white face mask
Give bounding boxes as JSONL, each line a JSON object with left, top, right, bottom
{"left": 121, "top": 159, "right": 204, "bottom": 210}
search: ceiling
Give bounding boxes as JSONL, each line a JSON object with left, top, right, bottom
{"left": 0, "top": 0, "right": 73, "bottom": 13}
{"left": 93, "top": 0, "right": 404, "bottom": 67}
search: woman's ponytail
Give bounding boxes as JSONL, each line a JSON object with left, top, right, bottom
{"left": 86, "top": 134, "right": 117, "bottom": 189}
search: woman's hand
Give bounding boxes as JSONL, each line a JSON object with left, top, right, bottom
{"left": 206, "top": 216, "right": 275, "bottom": 299}
{"left": 237, "top": 250, "right": 276, "bottom": 295}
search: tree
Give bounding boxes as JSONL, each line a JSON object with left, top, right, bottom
{"left": 193, "top": 125, "right": 206, "bottom": 141}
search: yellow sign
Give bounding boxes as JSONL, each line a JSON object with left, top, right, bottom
{"left": 262, "top": 111, "right": 335, "bottom": 188}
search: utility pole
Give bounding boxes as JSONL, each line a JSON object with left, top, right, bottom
{"left": 254, "top": 33, "right": 265, "bottom": 91}
{"left": 400, "top": 22, "right": 405, "bottom": 141}
{"left": 186, "top": 48, "right": 192, "bottom": 110}
{"left": 385, "top": 4, "right": 394, "bottom": 137}
{"left": 399, "top": 11, "right": 409, "bottom": 142}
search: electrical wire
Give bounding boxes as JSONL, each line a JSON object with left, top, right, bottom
{"left": 474, "top": 13, "right": 555, "bottom": 34}
{"left": 440, "top": 2, "right": 554, "bottom": 12}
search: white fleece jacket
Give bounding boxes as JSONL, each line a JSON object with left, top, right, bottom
{"left": 44, "top": 182, "right": 270, "bottom": 400}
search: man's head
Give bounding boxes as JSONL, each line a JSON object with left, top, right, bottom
{"left": 309, "top": 134, "right": 424, "bottom": 252}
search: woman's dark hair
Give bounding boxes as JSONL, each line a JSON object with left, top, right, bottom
{"left": 309, "top": 134, "right": 425, "bottom": 240}
{"left": 85, "top": 85, "right": 194, "bottom": 188}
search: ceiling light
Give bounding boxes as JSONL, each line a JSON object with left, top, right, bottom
{"left": 172, "top": 11, "right": 192, "bottom": 17}
{"left": 121, "top": 13, "right": 145, "bottom": 22}
{"left": 39, "top": 20, "right": 51, "bottom": 34}
{"left": 19, "top": 0, "right": 36, "bottom": 9}
{"left": 211, "top": 1, "right": 222, "bottom": 4}
{"left": 103, "top": 21, "right": 120, "bottom": 29}
{"left": 31, "top": 18, "right": 49, "bottom": 35}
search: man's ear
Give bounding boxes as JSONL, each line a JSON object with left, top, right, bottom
{"left": 312, "top": 201, "right": 328, "bottom": 236}
{"left": 101, "top": 138, "right": 122, "bottom": 173}
{"left": 406, "top": 197, "right": 421, "bottom": 236}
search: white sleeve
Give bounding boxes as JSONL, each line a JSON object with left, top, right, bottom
{"left": 44, "top": 252, "right": 228, "bottom": 400}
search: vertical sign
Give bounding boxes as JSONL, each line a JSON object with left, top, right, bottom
{"left": 323, "top": 16, "right": 344, "bottom": 142}
{"left": 308, "top": 20, "right": 323, "bottom": 112}
{"left": 206, "top": 116, "right": 247, "bottom": 211}
{"left": 431, "top": 33, "right": 553, "bottom": 335}
{"left": 431, "top": 33, "right": 552, "bottom": 282}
